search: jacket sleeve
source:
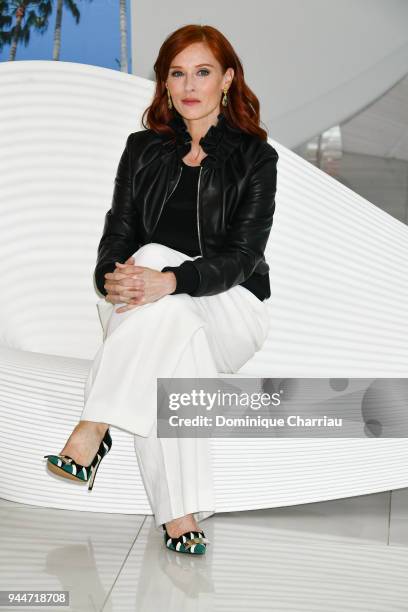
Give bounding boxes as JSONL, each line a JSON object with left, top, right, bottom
{"left": 161, "top": 261, "right": 200, "bottom": 294}
{"left": 94, "top": 133, "right": 140, "bottom": 296}
{"left": 161, "top": 146, "right": 278, "bottom": 297}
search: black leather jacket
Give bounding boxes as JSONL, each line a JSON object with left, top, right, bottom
{"left": 94, "top": 111, "right": 279, "bottom": 298}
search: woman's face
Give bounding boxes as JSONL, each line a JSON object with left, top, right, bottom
{"left": 166, "top": 42, "right": 234, "bottom": 122}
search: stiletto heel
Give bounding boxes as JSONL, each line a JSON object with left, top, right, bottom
{"left": 162, "top": 523, "right": 210, "bottom": 555}
{"left": 87, "top": 452, "right": 102, "bottom": 491}
{"left": 43, "top": 428, "right": 112, "bottom": 491}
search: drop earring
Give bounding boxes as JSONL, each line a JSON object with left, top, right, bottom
{"left": 167, "top": 87, "right": 173, "bottom": 110}
{"left": 222, "top": 86, "right": 228, "bottom": 107}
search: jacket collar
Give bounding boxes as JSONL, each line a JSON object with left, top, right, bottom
{"left": 161, "top": 110, "right": 242, "bottom": 168}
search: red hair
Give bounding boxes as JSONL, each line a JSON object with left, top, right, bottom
{"left": 142, "top": 24, "right": 268, "bottom": 141}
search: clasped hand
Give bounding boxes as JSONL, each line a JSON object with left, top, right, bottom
{"left": 104, "top": 256, "right": 176, "bottom": 313}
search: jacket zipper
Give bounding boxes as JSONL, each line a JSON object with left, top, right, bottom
{"left": 196, "top": 166, "right": 203, "bottom": 255}
{"left": 151, "top": 164, "right": 183, "bottom": 237}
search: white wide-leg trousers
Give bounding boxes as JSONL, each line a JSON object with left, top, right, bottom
{"left": 80, "top": 243, "right": 270, "bottom": 530}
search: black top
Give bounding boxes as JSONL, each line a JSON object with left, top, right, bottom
{"left": 151, "top": 161, "right": 201, "bottom": 257}
{"left": 155, "top": 161, "right": 270, "bottom": 301}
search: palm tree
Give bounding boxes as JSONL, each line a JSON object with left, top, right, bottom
{"left": 119, "top": 0, "right": 127, "bottom": 72}
{"left": 0, "top": 1, "right": 13, "bottom": 51}
{"left": 2, "top": 0, "right": 127, "bottom": 68}
{"left": 52, "top": 0, "right": 80, "bottom": 60}
{"left": 5, "top": 0, "right": 52, "bottom": 61}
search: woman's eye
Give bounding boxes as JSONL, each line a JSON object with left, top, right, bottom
{"left": 170, "top": 69, "right": 210, "bottom": 77}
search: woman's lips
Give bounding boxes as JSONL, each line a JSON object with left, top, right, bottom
{"left": 182, "top": 100, "right": 200, "bottom": 105}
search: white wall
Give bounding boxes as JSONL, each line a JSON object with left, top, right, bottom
{"left": 129, "top": 0, "right": 408, "bottom": 149}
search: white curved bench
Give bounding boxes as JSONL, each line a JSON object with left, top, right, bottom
{"left": 0, "top": 60, "right": 407, "bottom": 516}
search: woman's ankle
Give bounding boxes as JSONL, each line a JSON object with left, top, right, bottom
{"left": 165, "top": 514, "right": 200, "bottom": 537}
{"left": 78, "top": 420, "right": 109, "bottom": 434}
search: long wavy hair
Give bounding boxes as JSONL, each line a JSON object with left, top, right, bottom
{"left": 142, "top": 24, "right": 268, "bottom": 141}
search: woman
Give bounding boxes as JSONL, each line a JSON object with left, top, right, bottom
{"left": 43, "top": 24, "right": 279, "bottom": 556}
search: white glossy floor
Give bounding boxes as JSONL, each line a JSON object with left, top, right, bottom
{"left": 1, "top": 490, "right": 408, "bottom": 611}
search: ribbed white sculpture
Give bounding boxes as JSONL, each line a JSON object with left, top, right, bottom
{"left": 0, "top": 60, "right": 407, "bottom": 516}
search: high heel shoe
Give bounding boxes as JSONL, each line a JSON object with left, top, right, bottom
{"left": 43, "top": 428, "right": 112, "bottom": 491}
{"left": 162, "top": 523, "right": 210, "bottom": 555}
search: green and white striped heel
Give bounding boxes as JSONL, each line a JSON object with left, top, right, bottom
{"left": 162, "top": 524, "right": 210, "bottom": 554}
{"left": 43, "top": 428, "right": 112, "bottom": 491}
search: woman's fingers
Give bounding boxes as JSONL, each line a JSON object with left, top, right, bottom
{"left": 105, "top": 275, "right": 144, "bottom": 297}
{"left": 106, "top": 268, "right": 144, "bottom": 288}
{"left": 106, "top": 288, "right": 143, "bottom": 304}
{"left": 115, "top": 262, "right": 143, "bottom": 274}
{"left": 104, "top": 264, "right": 151, "bottom": 311}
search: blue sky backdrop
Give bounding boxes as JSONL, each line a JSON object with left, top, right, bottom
{"left": 0, "top": 0, "right": 132, "bottom": 71}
